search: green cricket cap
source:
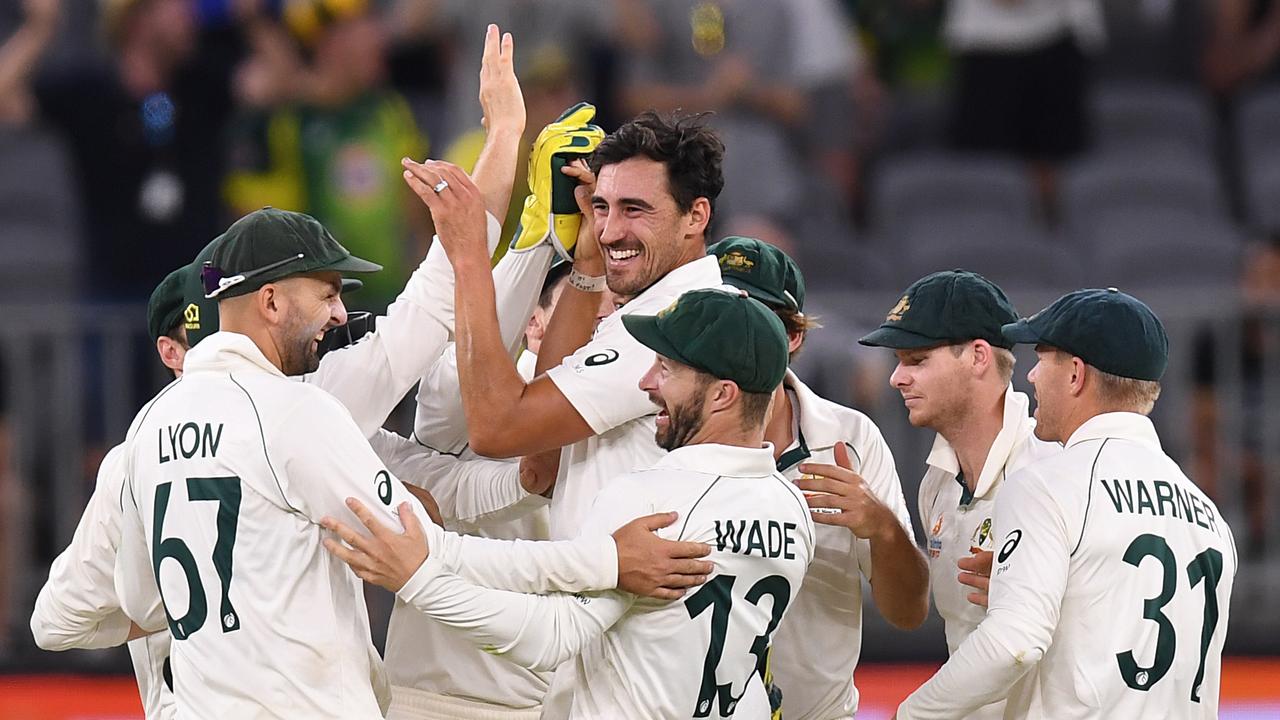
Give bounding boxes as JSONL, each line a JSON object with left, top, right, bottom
{"left": 204, "top": 207, "right": 380, "bottom": 300}
{"left": 146, "top": 266, "right": 188, "bottom": 342}
{"left": 622, "top": 288, "right": 789, "bottom": 394}
{"left": 858, "top": 269, "right": 1018, "bottom": 350}
{"left": 181, "top": 231, "right": 363, "bottom": 346}
{"left": 1001, "top": 288, "right": 1168, "bottom": 381}
{"left": 708, "top": 236, "right": 805, "bottom": 312}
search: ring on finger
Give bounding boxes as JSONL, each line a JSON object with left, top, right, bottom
{"left": 432, "top": 179, "right": 449, "bottom": 193}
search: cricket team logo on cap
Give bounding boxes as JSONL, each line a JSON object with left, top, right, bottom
{"left": 887, "top": 294, "right": 911, "bottom": 322}
{"left": 718, "top": 250, "right": 755, "bottom": 272}
{"left": 657, "top": 298, "right": 681, "bottom": 318}
{"left": 183, "top": 303, "right": 201, "bottom": 331}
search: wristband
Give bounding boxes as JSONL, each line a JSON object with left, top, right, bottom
{"left": 568, "top": 268, "right": 607, "bottom": 293}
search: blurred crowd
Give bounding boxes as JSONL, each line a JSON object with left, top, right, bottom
{"left": 2, "top": 0, "right": 1280, "bottom": 656}
{"left": 1, "top": 0, "right": 1280, "bottom": 303}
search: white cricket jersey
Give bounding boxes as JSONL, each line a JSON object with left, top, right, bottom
{"left": 767, "top": 372, "right": 912, "bottom": 720}
{"left": 378, "top": 346, "right": 554, "bottom": 711}
{"left": 544, "top": 254, "right": 724, "bottom": 539}
{"left": 900, "top": 412, "right": 1237, "bottom": 719}
{"left": 916, "top": 387, "right": 1057, "bottom": 720}
{"left": 28, "top": 233, "right": 468, "bottom": 719}
{"left": 396, "top": 442, "right": 816, "bottom": 719}
{"left": 113, "top": 332, "right": 620, "bottom": 720}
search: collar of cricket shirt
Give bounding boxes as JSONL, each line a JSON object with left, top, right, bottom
{"left": 1064, "top": 411, "right": 1162, "bottom": 452}
{"left": 181, "top": 330, "right": 288, "bottom": 378}
{"left": 617, "top": 255, "right": 725, "bottom": 317}
{"left": 783, "top": 369, "right": 847, "bottom": 462}
{"left": 926, "top": 385, "right": 1036, "bottom": 502}
{"left": 655, "top": 442, "right": 779, "bottom": 477}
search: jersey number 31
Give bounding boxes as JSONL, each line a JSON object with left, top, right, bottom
{"left": 1118, "top": 533, "right": 1225, "bottom": 702}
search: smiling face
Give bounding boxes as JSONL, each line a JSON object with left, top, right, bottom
{"left": 592, "top": 157, "right": 707, "bottom": 297}
{"left": 274, "top": 272, "right": 348, "bottom": 376}
{"left": 639, "top": 354, "right": 712, "bottom": 451}
{"left": 889, "top": 343, "right": 973, "bottom": 431}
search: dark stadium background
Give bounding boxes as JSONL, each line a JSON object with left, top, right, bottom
{"left": 1, "top": 1, "right": 1277, "bottom": 717}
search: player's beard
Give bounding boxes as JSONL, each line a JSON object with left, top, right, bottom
{"left": 278, "top": 314, "right": 323, "bottom": 376}
{"left": 655, "top": 395, "right": 706, "bottom": 451}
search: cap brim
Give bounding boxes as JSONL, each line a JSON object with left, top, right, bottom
{"left": 722, "top": 277, "right": 793, "bottom": 311}
{"left": 340, "top": 278, "right": 363, "bottom": 294}
{"left": 622, "top": 314, "right": 687, "bottom": 366}
{"left": 1000, "top": 320, "right": 1043, "bottom": 346}
{"left": 857, "top": 326, "right": 951, "bottom": 349}
{"left": 325, "top": 255, "right": 383, "bottom": 274}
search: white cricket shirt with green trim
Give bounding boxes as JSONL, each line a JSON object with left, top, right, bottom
{"left": 900, "top": 412, "right": 1237, "bottom": 719}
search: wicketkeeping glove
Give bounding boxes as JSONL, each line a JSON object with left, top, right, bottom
{"left": 509, "top": 102, "right": 606, "bottom": 259}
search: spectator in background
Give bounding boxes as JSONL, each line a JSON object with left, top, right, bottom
{"left": 224, "top": 0, "right": 429, "bottom": 310}
{"left": 1203, "top": 0, "right": 1280, "bottom": 98}
{"left": 0, "top": 0, "right": 263, "bottom": 302}
{"left": 442, "top": 45, "right": 580, "bottom": 254}
{"left": 942, "top": 0, "right": 1104, "bottom": 219}
{"left": 621, "top": 0, "right": 807, "bottom": 238}
{"left": 1192, "top": 231, "right": 1280, "bottom": 559}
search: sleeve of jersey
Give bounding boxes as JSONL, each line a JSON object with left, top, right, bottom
{"left": 370, "top": 430, "right": 545, "bottom": 525}
{"left": 113, "top": 470, "right": 169, "bottom": 636}
{"left": 397, "top": 559, "right": 632, "bottom": 671}
{"left": 31, "top": 447, "right": 133, "bottom": 650}
{"left": 897, "top": 467, "right": 1071, "bottom": 720}
{"left": 544, "top": 320, "right": 657, "bottom": 435}
{"left": 276, "top": 395, "right": 616, "bottom": 594}
{"left": 412, "top": 245, "right": 555, "bottom": 450}
{"left": 305, "top": 233, "right": 484, "bottom": 439}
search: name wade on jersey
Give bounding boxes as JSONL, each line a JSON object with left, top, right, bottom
{"left": 158, "top": 421, "right": 225, "bottom": 464}
{"left": 714, "top": 519, "right": 801, "bottom": 560}
{"left": 1099, "top": 477, "right": 1223, "bottom": 537}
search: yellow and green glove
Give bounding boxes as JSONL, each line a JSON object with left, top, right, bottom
{"left": 509, "top": 102, "right": 606, "bottom": 259}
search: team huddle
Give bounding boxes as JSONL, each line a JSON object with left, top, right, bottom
{"left": 29, "top": 25, "right": 1235, "bottom": 720}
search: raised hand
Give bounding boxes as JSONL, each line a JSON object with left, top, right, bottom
{"left": 478, "top": 24, "right": 525, "bottom": 137}
{"left": 402, "top": 159, "right": 489, "bottom": 265}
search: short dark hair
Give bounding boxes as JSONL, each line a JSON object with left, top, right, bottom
{"left": 538, "top": 261, "right": 573, "bottom": 310}
{"left": 738, "top": 388, "right": 774, "bottom": 431}
{"left": 590, "top": 110, "right": 726, "bottom": 215}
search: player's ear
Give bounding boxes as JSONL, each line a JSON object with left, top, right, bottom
{"left": 684, "top": 196, "right": 711, "bottom": 239}
{"left": 257, "top": 283, "right": 281, "bottom": 322}
{"left": 707, "top": 378, "right": 739, "bottom": 414}
{"left": 971, "top": 339, "right": 992, "bottom": 376}
{"left": 1068, "top": 355, "right": 1088, "bottom": 397}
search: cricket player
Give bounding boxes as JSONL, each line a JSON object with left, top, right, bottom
{"left": 32, "top": 27, "right": 530, "bottom": 716}
{"left": 412, "top": 109, "right": 730, "bottom": 538}
{"left": 710, "top": 237, "right": 929, "bottom": 719}
{"left": 323, "top": 288, "right": 816, "bottom": 719}
{"left": 111, "top": 209, "right": 702, "bottom": 719}
{"left": 30, "top": 219, "right": 472, "bottom": 718}
{"left": 898, "top": 288, "right": 1237, "bottom": 719}
{"left": 858, "top": 270, "right": 1059, "bottom": 720}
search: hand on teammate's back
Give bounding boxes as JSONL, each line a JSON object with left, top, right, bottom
{"left": 796, "top": 443, "right": 898, "bottom": 540}
{"left": 613, "top": 512, "right": 714, "bottom": 600}
{"left": 403, "top": 159, "right": 489, "bottom": 265}
{"left": 321, "top": 499, "right": 430, "bottom": 593}
{"left": 957, "top": 550, "right": 993, "bottom": 608}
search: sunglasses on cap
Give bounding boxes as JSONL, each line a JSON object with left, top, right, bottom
{"left": 201, "top": 254, "right": 305, "bottom": 299}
